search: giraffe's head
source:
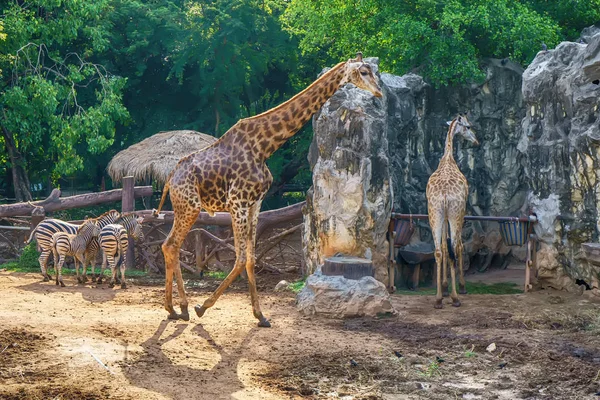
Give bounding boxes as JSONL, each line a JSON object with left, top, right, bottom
{"left": 344, "top": 52, "right": 383, "bottom": 98}
{"left": 448, "top": 113, "right": 479, "bottom": 145}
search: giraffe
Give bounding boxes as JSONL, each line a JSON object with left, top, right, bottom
{"left": 426, "top": 113, "right": 479, "bottom": 309}
{"left": 153, "top": 53, "right": 383, "bottom": 325}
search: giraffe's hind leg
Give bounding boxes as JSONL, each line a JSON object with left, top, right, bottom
{"left": 448, "top": 218, "right": 464, "bottom": 306}
{"left": 162, "top": 198, "right": 200, "bottom": 321}
{"left": 429, "top": 210, "right": 445, "bottom": 309}
{"left": 245, "top": 201, "right": 270, "bottom": 327}
{"left": 441, "top": 222, "right": 449, "bottom": 298}
{"left": 195, "top": 205, "right": 248, "bottom": 321}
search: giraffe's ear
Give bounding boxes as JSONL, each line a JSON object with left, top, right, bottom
{"left": 356, "top": 52, "right": 363, "bottom": 62}
{"left": 446, "top": 121, "right": 452, "bottom": 126}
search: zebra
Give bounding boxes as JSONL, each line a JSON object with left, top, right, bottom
{"left": 51, "top": 219, "right": 100, "bottom": 287}
{"left": 25, "top": 209, "right": 120, "bottom": 282}
{"left": 97, "top": 214, "right": 145, "bottom": 287}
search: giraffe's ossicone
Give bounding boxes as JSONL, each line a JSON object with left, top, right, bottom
{"left": 154, "top": 53, "right": 383, "bottom": 325}
{"left": 426, "top": 113, "right": 479, "bottom": 309}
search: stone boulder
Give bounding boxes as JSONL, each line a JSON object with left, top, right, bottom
{"left": 519, "top": 28, "right": 600, "bottom": 290}
{"left": 303, "top": 58, "right": 392, "bottom": 283}
{"left": 296, "top": 270, "right": 394, "bottom": 318}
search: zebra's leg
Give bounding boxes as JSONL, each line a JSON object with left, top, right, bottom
{"left": 107, "top": 254, "right": 117, "bottom": 288}
{"left": 98, "top": 252, "right": 108, "bottom": 284}
{"left": 120, "top": 250, "right": 127, "bottom": 289}
{"left": 80, "top": 254, "right": 88, "bottom": 283}
{"left": 56, "top": 255, "right": 66, "bottom": 287}
{"left": 39, "top": 250, "right": 51, "bottom": 282}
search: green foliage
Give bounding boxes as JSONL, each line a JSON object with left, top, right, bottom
{"left": 288, "top": 278, "right": 306, "bottom": 293}
{"left": 0, "top": 0, "right": 129, "bottom": 189}
{"left": 206, "top": 270, "right": 228, "bottom": 280}
{"left": 0, "top": 242, "right": 40, "bottom": 271}
{"left": 283, "top": 0, "right": 568, "bottom": 86}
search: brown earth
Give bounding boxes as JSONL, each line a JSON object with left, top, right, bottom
{"left": 1, "top": 271, "right": 600, "bottom": 400}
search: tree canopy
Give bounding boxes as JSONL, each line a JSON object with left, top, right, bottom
{"left": 0, "top": 0, "right": 597, "bottom": 203}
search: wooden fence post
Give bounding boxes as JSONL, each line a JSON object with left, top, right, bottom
{"left": 30, "top": 206, "right": 45, "bottom": 248}
{"left": 122, "top": 176, "right": 135, "bottom": 270}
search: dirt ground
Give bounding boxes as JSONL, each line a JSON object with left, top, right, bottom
{"left": 1, "top": 271, "right": 600, "bottom": 400}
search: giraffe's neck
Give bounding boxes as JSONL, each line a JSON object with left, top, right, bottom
{"left": 441, "top": 120, "right": 457, "bottom": 163}
{"left": 221, "top": 61, "right": 348, "bottom": 160}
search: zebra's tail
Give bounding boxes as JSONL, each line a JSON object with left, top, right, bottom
{"left": 153, "top": 172, "right": 173, "bottom": 217}
{"left": 25, "top": 225, "right": 39, "bottom": 245}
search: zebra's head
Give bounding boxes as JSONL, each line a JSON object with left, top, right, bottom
{"left": 77, "top": 219, "right": 100, "bottom": 239}
{"left": 117, "top": 214, "right": 145, "bottom": 242}
{"left": 131, "top": 217, "right": 145, "bottom": 242}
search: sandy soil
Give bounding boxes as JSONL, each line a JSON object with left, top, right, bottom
{"left": 1, "top": 271, "right": 600, "bottom": 400}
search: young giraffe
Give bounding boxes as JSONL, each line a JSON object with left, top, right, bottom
{"left": 154, "top": 53, "right": 383, "bottom": 325}
{"left": 426, "top": 113, "right": 479, "bottom": 309}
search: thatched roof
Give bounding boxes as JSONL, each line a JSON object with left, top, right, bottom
{"left": 107, "top": 130, "right": 217, "bottom": 185}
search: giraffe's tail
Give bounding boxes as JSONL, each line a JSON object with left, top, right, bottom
{"left": 152, "top": 172, "right": 173, "bottom": 217}
{"left": 443, "top": 198, "right": 456, "bottom": 261}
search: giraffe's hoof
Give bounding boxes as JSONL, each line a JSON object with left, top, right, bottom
{"left": 179, "top": 312, "right": 190, "bottom": 322}
{"left": 258, "top": 317, "right": 271, "bottom": 328}
{"left": 167, "top": 312, "right": 179, "bottom": 320}
{"left": 194, "top": 305, "right": 207, "bottom": 318}
{"left": 434, "top": 300, "right": 443, "bottom": 309}
{"left": 60, "top": 281, "right": 65, "bottom": 288}
{"left": 452, "top": 300, "right": 462, "bottom": 307}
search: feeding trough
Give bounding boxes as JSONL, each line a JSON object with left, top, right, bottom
{"left": 499, "top": 220, "right": 529, "bottom": 246}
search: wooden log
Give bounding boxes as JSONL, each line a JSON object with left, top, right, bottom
{"left": 0, "top": 186, "right": 153, "bottom": 217}
{"left": 122, "top": 176, "right": 135, "bottom": 270}
{"left": 322, "top": 256, "right": 374, "bottom": 280}
{"left": 138, "top": 201, "right": 304, "bottom": 228}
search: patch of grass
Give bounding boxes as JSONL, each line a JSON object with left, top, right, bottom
{"left": 418, "top": 360, "right": 441, "bottom": 378}
{"left": 464, "top": 344, "right": 476, "bottom": 358}
{"left": 288, "top": 278, "right": 306, "bottom": 293}
{"left": 205, "top": 270, "right": 228, "bottom": 280}
{"left": 395, "top": 281, "right": 522, "bottom": 296}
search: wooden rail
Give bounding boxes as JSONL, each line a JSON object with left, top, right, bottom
{"left": 0, "top": 185, "right": 153, "bottom": 218}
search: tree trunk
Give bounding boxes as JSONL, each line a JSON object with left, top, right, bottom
{"left": 1, "top": 125, "right": 32, "bottom": 202}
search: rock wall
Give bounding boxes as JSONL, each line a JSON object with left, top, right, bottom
{"left": 385, "top": 59, "right": 528, "bottom": 267}
{"left": 303, "top": 58, "right": 392, "bottom": 283}
{"left": 519, "top": 31, "right": 600, "bottom": 291}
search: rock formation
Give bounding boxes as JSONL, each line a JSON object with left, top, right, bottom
{"left": 520, "top": 29, "right": 600, "bottom": 291}
{"left": 303, "top": 58, "right": 392, "bottom": 283}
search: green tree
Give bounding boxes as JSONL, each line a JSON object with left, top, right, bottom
{"left": 0, "top": 0, "right": 129, "bottom": 200}
{"left": 282, "top": 0, "right": 563, "bottom": 86}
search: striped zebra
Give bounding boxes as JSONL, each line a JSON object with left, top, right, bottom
{"left": 51, "top": 219, "right": 100, "bottom": 287}
{"left": 26, "top": 210, "right": 120, "bottom": 282}
{"left": 97, "top": 214, "right": 144, "bottom": 287}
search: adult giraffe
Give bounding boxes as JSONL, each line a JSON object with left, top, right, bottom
{"left": 154, "top": 53, "right": 383, "bottom": 325}
{"left": 426, "top": 114, "right": 479, "bottom": 309}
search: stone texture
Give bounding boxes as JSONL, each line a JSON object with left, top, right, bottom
{"left": 520, "top": 29, "right": 600, "bottom": 291}
{"left": 303, "top": 58, "right": 392, "bottom": 283}
{"left": 296, "top": 270, "right": 394, "bottom": 318}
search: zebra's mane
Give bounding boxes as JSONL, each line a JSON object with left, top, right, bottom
{"left": 92, "top": 209, "right": 120, "bottom": 222}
